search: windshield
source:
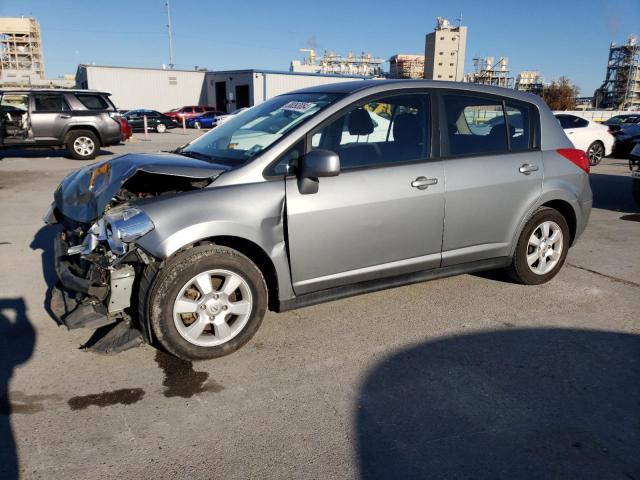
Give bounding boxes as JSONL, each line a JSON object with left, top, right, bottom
{"left": 180, "top": 93, "right": 340, "bottom": 164}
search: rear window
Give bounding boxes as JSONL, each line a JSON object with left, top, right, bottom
{"left": 75, "top": 94, "right": 110, "bottom": 110}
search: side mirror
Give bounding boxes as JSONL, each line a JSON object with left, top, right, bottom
{"left": 297, "top": 149, "right": 340, "bottom": 195}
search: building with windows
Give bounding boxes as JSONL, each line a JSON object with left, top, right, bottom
{"left": 515, "top": 71, "right": 544, "bottom": 96}
{"left": 389, "top": 54, "right": 425, "bottom": 79}
{"left": 423, "top": 17, "right": 467, "bottom": 82}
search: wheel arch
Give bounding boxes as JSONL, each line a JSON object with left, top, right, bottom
{"left": 540, "top": 199, "right": 577, "bottom": 245}
{"left": 170, "top": 235, "right": 281, "bottom": 312}
{"left": 64, "top": 124, "right": 103, "bottom": 144}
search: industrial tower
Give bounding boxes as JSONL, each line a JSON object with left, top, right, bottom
{"left": 594, "top": 35, "right": 640, "bottom": 110}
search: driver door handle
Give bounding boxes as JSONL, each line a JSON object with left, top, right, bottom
{"left": 60, "top": 114, "right": 72, "bottom": 119}
{"left": 411, "top": 177, "right": 438, "bottom": 190}
{"left": 519, "top": 163, "right": 539, "bottom": 175}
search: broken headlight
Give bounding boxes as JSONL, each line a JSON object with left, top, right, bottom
{"left": 104, "top": 207, "right": 155, "bottom": 255}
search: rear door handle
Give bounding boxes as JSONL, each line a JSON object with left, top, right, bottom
{"left": 60, "top": 114, "right": 72, "bottom": 119}
{"left": 411, "top": 177, "right": 438, "bottom": 190}
{"left": 519, "top": 164, "right": 539, "bottom": 175}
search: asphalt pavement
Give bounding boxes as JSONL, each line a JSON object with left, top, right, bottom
{"left": 0, "top": 132, "right": 638, "bottom": 479}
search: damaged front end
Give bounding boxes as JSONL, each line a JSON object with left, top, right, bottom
{"left": 46, "top": 153, "right": 227, "bottom": 353}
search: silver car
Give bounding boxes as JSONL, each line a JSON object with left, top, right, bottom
{"left": 46, "top": 80, "right": 592, "bottom": 360}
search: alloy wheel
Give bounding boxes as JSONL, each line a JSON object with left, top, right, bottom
{"left": 526, "top": 220, "right": 563, "bottom": 275}
{"left": 172, "top": 269, "right": 253, "bottom": 347}
{"left": 73, "top": 136, "right": 95, "bottom": 157}
{"left": 587, "top": 142, "right": 604, "bottom": 166}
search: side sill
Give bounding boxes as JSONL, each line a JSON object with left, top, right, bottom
{"left": 276, "top": 257, "right": 510, "bottom": 313}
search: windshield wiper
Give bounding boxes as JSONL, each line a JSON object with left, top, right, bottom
{"left": 175, "top": 149, "right": 215, "bottom": 162}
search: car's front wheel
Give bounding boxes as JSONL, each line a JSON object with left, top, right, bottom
{"left": 506, "top": 207, "right": 570, "bottom": 285}
{"left": 194, "top": 121, "right": 201, "bottom": 129}
{"left": 587, "top": 140, "right": 605, "bottom": 166}
{"left": 66, "top": 130, "right": 100, "bottom": 160}
{"left": 156, "top": 123, "right": 167, "bottom": 133}
{"left": 143, "top": 245, "right": 267, "bottom": 361}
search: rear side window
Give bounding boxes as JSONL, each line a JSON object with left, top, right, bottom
{"left": 443, "top": 94, "right": 534, "bottom": 156}
{"left": 33, "top": 93, "right": 69, "bottom": 112}
{"left": 556, "top": 115, "right": 587, "bottom": 129}
{"left": 444, "top": 95, "right": 507, "bottom": 156}
{"left": 75, "top": 94, "right": 109, "bottom": 110}
{"left": 194, "top": 106, "right": 205, "bottom": 113}
{"left": 504, "top": 101, "right": 532, "bottom": 151}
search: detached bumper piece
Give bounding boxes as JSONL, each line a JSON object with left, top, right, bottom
{"left": 53, "top": 232, "right": 142, "bottom": 353}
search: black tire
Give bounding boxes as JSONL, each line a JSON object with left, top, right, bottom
{"left": 143, "top": 245, "right": 267, "bottom": 361}
{"left": 506, "top": 207, "right": 570, "bottom": 285}
{"left": 65, "top": 129, "right": 100, "bottom": 160}
{"left": 587, "top": 140, "right": 604, "bottom": 166}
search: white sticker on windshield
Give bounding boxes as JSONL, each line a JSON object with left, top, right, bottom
{"left": 281, "top": 101, "right": 316, "bottom": 113}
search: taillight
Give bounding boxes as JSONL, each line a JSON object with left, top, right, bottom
{"left": 557, "top": 148, "right": 590, "bottom": 174}
{"left": 109, "top": 111, "right": 121, "bottom": 125}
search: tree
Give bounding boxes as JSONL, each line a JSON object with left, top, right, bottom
{"left": 543, "top": 77, "right": 580, "bottom": 110}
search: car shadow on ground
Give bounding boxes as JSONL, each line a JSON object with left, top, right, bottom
{"left": 589, "top": 172, "right": 640, "bottom": 212}
{"left": 30, "top": 225, "right": 61, "bottom": 326}
{"left": 356, "top": 328, "right": 640, "bottom": 480}
{"left": 0, "top": 298, "right": 36, "bottom": 480}
{"left": 0, "top": 148, "right": 113, "bottom": 159}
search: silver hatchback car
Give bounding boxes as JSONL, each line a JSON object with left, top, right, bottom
{"left": 47, "top": 80, "right": 592, "bottom": 360}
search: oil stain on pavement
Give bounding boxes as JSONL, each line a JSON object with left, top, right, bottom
{"left": 154, "top": 351, "right": 224, "bottom": 398}
{"left": 67, "top": 388, "right": 145, "bottom": 411}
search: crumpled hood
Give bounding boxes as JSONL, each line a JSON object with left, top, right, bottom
{"left": 54, "top": 152, "right": 228, "bottom": 223}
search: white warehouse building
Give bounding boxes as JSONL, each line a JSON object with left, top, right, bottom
{"left": 204, "top": 69, "right": 367, "bottom": 113}
{"left": 75, "top": 65, "right": 208, "bottom": 112}
{"left": 76, "top": 65, "right": 367, "bottom": 113}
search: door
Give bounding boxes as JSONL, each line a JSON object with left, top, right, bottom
{"left": 124, "top": 111, "right": 143, "bottom": 130}
{"left": 235, "top": 85, "right": 250, "bottom": 109}
{"left": 557, "top": 114, "right": 589, "bottom": 151}
{"left": 285, "top": 92, "right": 445, "bottom": 295}
{"left": 30, "top": 93, "right": 71, "bottom": 142}
{"left": 440, "top": 93, "right": 542, "bottom": 266}
{"left": 215, "top": 82, "right": 227, "bottom": 112}
{"left": 0, "top": 93, "right": 31, "bottom": 143}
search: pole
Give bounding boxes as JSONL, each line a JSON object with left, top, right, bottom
{"left": 182, "top": 116, "right": 186, "bottom": 134}
{"left": 166, "top": 0, "right": 174, "bottom": 68}
{"left": 143, "top": 115, "right": 149, "bottom": 141}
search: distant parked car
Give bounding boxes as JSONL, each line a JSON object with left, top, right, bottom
{"left": 185, "top": 111, "right": 224, "bottom": 129}
{"left": 629, "top": 143, "right": 640, "bottom": 203}
{"left": 120, "top": 118, "right": 132, "bottom": 141}
{"left": 164, "top": 106, "right": 218, "bottom": 122}
{"left": 555, "top": 113, "right": 614, "bottom": 165}
{"left": 604, "top": 114, "right": 640, "bottom": 126}
{"left": 122, "top": 109, "right": 177, "bottom": 133}
{"left": 0, "top": 88, "right": 123, "bottom": 159}
{"left": 611, "top": 123, "right": 640, "bottom": 158}
{"left": 212, "top": 107, "right": 250, "bottom": 128}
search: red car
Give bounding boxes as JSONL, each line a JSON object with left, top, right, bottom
{"left": 120, "top": 117, "right": 132, "bottom": 141}
{"left": 164, "top": 106, "right": 220, "bottom": 122}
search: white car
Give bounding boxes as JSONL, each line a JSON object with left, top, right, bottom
{"left": 212, "top": 107, "right": 250, "bottom": 128}
{"left": 554, "top": 113, "right": 614, "bottom": 166}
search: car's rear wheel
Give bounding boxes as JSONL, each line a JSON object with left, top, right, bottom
{"left": 156, "top": 123, "right": 167, "bottom": 133}
{"left": 506, "top": 207, "right": 570, "bottom": 285}
{"left": 66, "top": 130, "right": 100, "bottom": 160}
{"left": 587, "top": 140, "right": 604, "bottom": 166}
{"left": 194, "top": 121, "right": 201, "bottom": 129}
{"left": 144, "top": 245, "right": 267, "bottom": 361}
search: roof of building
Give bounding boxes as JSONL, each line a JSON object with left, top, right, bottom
{"left": 206, "top": 69, "right": 372, "bottom": 79}
{"left": 77, "top": 64, "right": 207, "bottom": 74}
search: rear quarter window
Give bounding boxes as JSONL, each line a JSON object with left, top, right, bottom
{"left": 75, "top": 94, "right": 110, "bottom": 110}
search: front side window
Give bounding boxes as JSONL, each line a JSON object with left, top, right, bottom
{"left": 33, "top": 93, "right": 68, "bottom": 112}
{"left": 75, "top": 94, "right": 109, "bottom": 110}
{"left": 311, "top": 93, "right": 429, "bottom": 169}
{"left": 179, "top": 92, "right": 340, "bottom": 165}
